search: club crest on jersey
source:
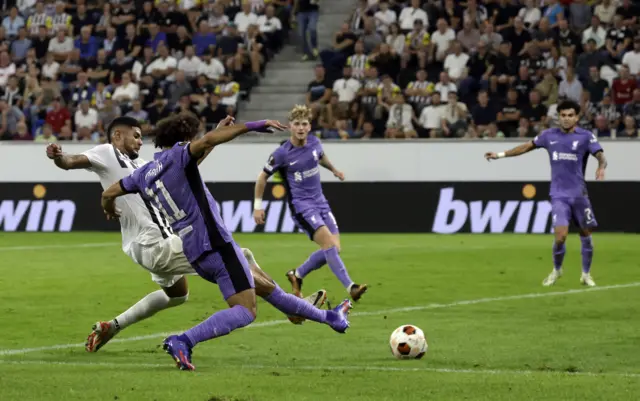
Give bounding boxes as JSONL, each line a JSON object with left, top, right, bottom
{"left": 572, "top": 140, "right": 578, "bottom": 150}
{"left": 312, "top": 150, "right": 318, "bottom": 161}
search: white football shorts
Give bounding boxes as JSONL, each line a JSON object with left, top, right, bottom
{"left": 127, "top": 235, "right": 196, "bottom": 288}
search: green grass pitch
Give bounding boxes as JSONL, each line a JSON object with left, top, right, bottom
{"left": 1, "top": 232, "right": 640, "bottom": 401}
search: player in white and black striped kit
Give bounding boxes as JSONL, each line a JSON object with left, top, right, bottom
{"left": 46, "top": 116, "right": 328, "bottom": 353}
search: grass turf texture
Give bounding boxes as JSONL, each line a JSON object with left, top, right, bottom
{"left": 1, "top": 233, "right": 639, "bottom": 401}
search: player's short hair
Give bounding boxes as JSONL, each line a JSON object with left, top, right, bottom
{"left": 289, "top": 105, "right": 312, "bottom": 122}
{"left": 107, "top": 116, "right": 141, "bottom": 143}
{"left": 152, "top": 112, "right": 201, "bottom": 149}
{"left": 557, "top": 100, "right": 581, "bottom": 115}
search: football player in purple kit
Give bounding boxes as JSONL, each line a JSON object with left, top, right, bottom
{"left": 100, "top": 113, "right": 353, "bottom": 371}
{"left": 253, "top": 105, "right": 368, "bottom": 301}
{"left": 485, "top": 100, "right": 607, "bottom": 287}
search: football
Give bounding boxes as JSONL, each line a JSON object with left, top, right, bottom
{"left": 389, "top": 324, "right": 427, "bottom": 359}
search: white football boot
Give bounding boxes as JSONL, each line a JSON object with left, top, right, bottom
{"left": 542, "top": 268, "right": 563, "bottom": 286}
{"left": 580, "top": 272, "right": 596, "bottom": 287}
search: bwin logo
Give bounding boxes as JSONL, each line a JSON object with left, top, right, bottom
{"left": 432, "top": 187, "right": 552, "bottom": 234}
{"left": 0, "top": 200, "right": 76, "bottom": 232}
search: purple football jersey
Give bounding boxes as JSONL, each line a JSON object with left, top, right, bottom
{"left": 532, "top": 127, "right": 603, "bottom": 199}
{"left": 120, "top": 142, "right": 234, "bottom": 263}
{"left": 263, "top": 135, "right": 328, "bottom": 213}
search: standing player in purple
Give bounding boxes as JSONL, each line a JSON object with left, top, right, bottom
{"left": 485, "top": 100, "right": 607, "bottom": 287}
{"left": 253, "top": 105, "right": 368, "bottom": 301}
{"left": 101, "top": 113, "right": 353, "bottom": 371}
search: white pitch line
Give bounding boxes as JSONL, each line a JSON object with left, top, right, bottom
{"left": 0, "top": 242, "right": 120, "bottom": 251}
{"left": 1, "top": 359, "right": 639, "bottom": 379}
{"left": 1, "top": 282, "right": 639, "bottom": 357}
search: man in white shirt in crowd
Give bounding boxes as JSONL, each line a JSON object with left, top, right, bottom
{"left": 622, "top": 38, "right": 640, "bottom": 75}
{"left": 234, "top": 1, "right": 258, "bottom": 34}
{"left": 443, "top": 41, "right": 469, "bottom": 83}
{"left": 112, "top": 72, "right": 139, "bottom": 104}
{"left": 332, "top": 66, "right": 362, "bottom": 111}
{"left": 48, "top": 29, "right": 73, "bottom": 62}
{"left": 0, "top": 51, "right": 16, "bottom": 87}
{"left": 74, "top": 99, "right": 99, "bottom": 141}
{"left": 434, "top": 71, "right": 457, "bottom": 101}
{"left": 146, "top": 44, "right": 177, "bottom": 83}
{"left": 198, "top": 52, "right": 225, "bottom": 81}
{"left": 430, "top": 18, "right": 455, "bottom": 63}
{"left": 419, "top": 91, "right": 445, "bottom": 137}
{"left": 374, "top": 1, "right": 396, "bottom": 35}
{"left": 582, "top": 15, "right": 607, "bottom": 50}
{"left": 398, "top": 0, "right": 428, "bottom": 32}
{"left": 177, "top": 45, "right": 202, "bottom": 81}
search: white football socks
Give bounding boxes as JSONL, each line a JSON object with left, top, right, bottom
{"left": 111, "top": 290, "right": 188, "bottom": 331}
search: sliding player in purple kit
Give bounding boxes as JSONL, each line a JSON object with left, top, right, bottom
{"left": 253, "top": 105, "right": 368, "bottom": 301}
{"left": 101, "top": 113, "right": 353, "bottom": 371}
{"left": 485, "top": 100, "right": 607, "bottom": 287}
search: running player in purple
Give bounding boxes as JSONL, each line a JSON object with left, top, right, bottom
{"left": 485, "top": 100, "right": 607, "bottom": 287}
{"left": 101, "top": 113, "right": 352, "bottom": 371}
{"left": 253, "top": 105, "right": 368, "bottom": 301}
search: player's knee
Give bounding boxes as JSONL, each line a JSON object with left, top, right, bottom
{"left": 167, "top": 293, "right": 189, "bottom": 307}
{"left": 555, "top": 232, "right": 568, "bottom": 244}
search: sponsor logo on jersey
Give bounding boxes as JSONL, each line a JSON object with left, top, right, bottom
{"left": 552, "top": 151, "right": 578, "bottom": 161}
{"left": 432, "top": 187, "right": 552, "bottom": 234}
{"left": 144, "top": 161, "right": 163, "bottom": 180}
{"left": 0, "top": 200, "right": 76, "bottom": 232}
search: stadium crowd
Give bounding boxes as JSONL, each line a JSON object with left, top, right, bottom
{"left": 306, "top": 0, "right": 640, "bottom": 139}
{"left": 0, "top": 0, "right": 292, "bottom": 142}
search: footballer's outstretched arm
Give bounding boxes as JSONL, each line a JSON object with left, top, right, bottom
{"left": 485, "top": 141, "right": 536, "bottom": 160}
{"left": 189, "top": 120, "right": 287, "bottom": 160}
{"left": 319, "top": 154, "right": 345, "bottom": 181}
{"left": 196, "top": 115, "right": 236, "bottom": 165}
{"left": 46, "top": 143, "right": 92, "bottom": 170}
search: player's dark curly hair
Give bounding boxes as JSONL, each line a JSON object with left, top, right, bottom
{"left": 152, "top": 112, "right": 201, "bottom": 149}
{"left": 557, "top": 100, "right": 581, "bottom": 115}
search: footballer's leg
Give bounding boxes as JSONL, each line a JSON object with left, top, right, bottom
{"left": 86, "top": 276, "right": 189, "bottom": 352}
{"left": 574, "top": 198, "right": 598, "bottom": 287}
{"left": 242, "top": 248, "right": 332, "bottom": 326}
{"left": 543, "top": 199, "right": 571, "bottom": 286}
{"left": 287, "top": 213, "right": 328, "bottom": 298}
{"left": 315, "top": 209, "right": 367, "bottom": 301}
{"left": 165, "top": 243, "right": 256, "bottom": 371}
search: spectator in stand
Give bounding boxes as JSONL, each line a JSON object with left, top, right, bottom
{"left": 617, "top": 0, "right": 637, "bottom": 28}
{"left": 361, "top": 19, "right": 383, "bottom": 55}
{"left": 512, "top": 65, "right": 534, "bottom": 108}
{"left": 536, "top": 70, "right": 559, "bottom": 107}
{"left": 11, "top": 27, "right": 31, "bottom": 64}
{"left": 71, "top": 4, "right": 94, "bottom": 38}
{"left": 442, "top": 0, "right": 462, "bottom": 31}
{"left": 457, "top": 18, "right": 480, "bottom": 54}
{"left": 518, "top": 0, "right": 541, "bottom": 29}
{"left": 74, "top": 99, "right": 99, "bottom": 141}
{"left": 595, "top": 0, "right": 617, "bottom": 26}
{"left": 470, "top": 90, "right": 496, "bottom": 138}
{"left": 33, "top": 123, "right": 57, "bottom": 143}
{"left": 598, "top": 94, "right": 621, "bottom": 129}
{"left": 612, "top": 65, "right": 636, "bottom": 106}
{"left": 583, "top": 16, "right": 607, "bottom": 50}
{"left": 443, "top": 41, "right": 469, "bottom": 83}
{"left": 3, "top": 7, "right": 25, "bottom": 39}
{"left": 198, "top": 52, "right": 226, "bottom": 82}
{"left": 593, "top": 114, "right": 612, "bottom": 137}
{"left": 623, "top": 89, "right": 640, "bottom": 126}
{"left": 385, "top": 23, "right": 404, "bottom": 55}
{"left": 234, "top": 1, "right": 258, "bottom": 34}
{"left": 522, "top": 89, "right": 548, "bottom": 134}
{"left": 45, "top": 97, "right": 71, "bottom": 135}
{"left": 333, "top": 66, "right": 361, "bottom": 112}
{"left": 460, "top": 40, "right": 493, "bottom": 103}
{"left": 434, "top": 71, "right": 457, "bottom": 100}
{"left": 48, "top": 29, "right": 73, "bottom": 62}
{"left": 605, "top": 15, "right": 632, "bottom": 63}
{"left": 480, "top": 22, "right": 503, "bottom": 52}
{"left": 67, "top": 70, "right": 94, "bottom": 108}
{"left": 75, "top": 26, "right": 99, "bottom": 61}
{"left": 418, "top": 92, "right": 444, "bottom": 138}
{"left": 112, "top": 71, "right": 139, "bottom": 105}
{"left": 398, "top": 0, "right": 428, "bottom": 33}
{"left": 168, "top": 70, "right": 193, "bottom": 107}
{"left": 576, "top": 39, "right": 605, "bottom": 83}
{"left": 0, "top": 97, "right": 26, "bottom": 140}
{"left": 146, "top": 23, "right": 167, "bottom": 54}
{"left": 305, "top": 65, "right": 332, "bottom": 110}
{"left": 125, "top": 100, "right": 150, "bottom": 129}
{"left": 441, "top": 91, "right": 468, "bottom": 138}
{"left": 193, "top": 21, "right": 217, "bottom": 58}
{"left": 147, "top": 44, "right": 177, "bottom": 84}
{"left": 51, "top": 1, "right": 72, "bottom": 36}
{"left": 0, "top": 51, "right": 16, "bottom": 87}
{"left": 554, "top": 18, "right": 580, "bottom": 55}
{"left": 320, "top": 23, "right": 357, "bottom": 80}
{"left": 216, "top": 72, "right": 240, "bottom": 115}
{"left": 385, "top": 94, "right": 416, "bottom": 139}
{"left": 200, "top": 94, "right": 228, "bottom": 130}
{"left": 503, "top": 17, "right": 531, "bottom": 57}
{"left": 178, "top": 45, "right": 202, "bottom": 82}
{"left": 464, "top": 0, "right": 488, "bottom": 27}
{"left": 619, "top": 115, "right": 639, "bottom": 138}
{"left": 585, "top": 66, "right": 609, "bottom": 104}
{"left": 258, "top": 5, "right": 284, "bottom": 53}
{"left": 295, "top": 0, "right": 320, "bottom": 61}
{"left": 558, "top": 67, "right": 583, "bottom": 103}
{"left": 27, "top": 3, "right": 52, "bottom": 38}
{"left": 622, "top": 38, "right": 640, "bottom": 76}
{"left": 405, "top": 69, "right": 433, "bottom": 115}
{"left": 497, "top": 88, "right": 521, "bottom": 137}
{"left": 31, "top": 26, "right": 50, "bottom": 60}
{"left": 374, "top": 1, "right": 396, "bottom": 36}
{"left": 569, "top": 0, "right": 592, "bottom": 33}
{"left": 430, "top": 19, "right": 455, "bottom": 65}
{"left": 401, "top": 19, "right": 429, "bottom": 72}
